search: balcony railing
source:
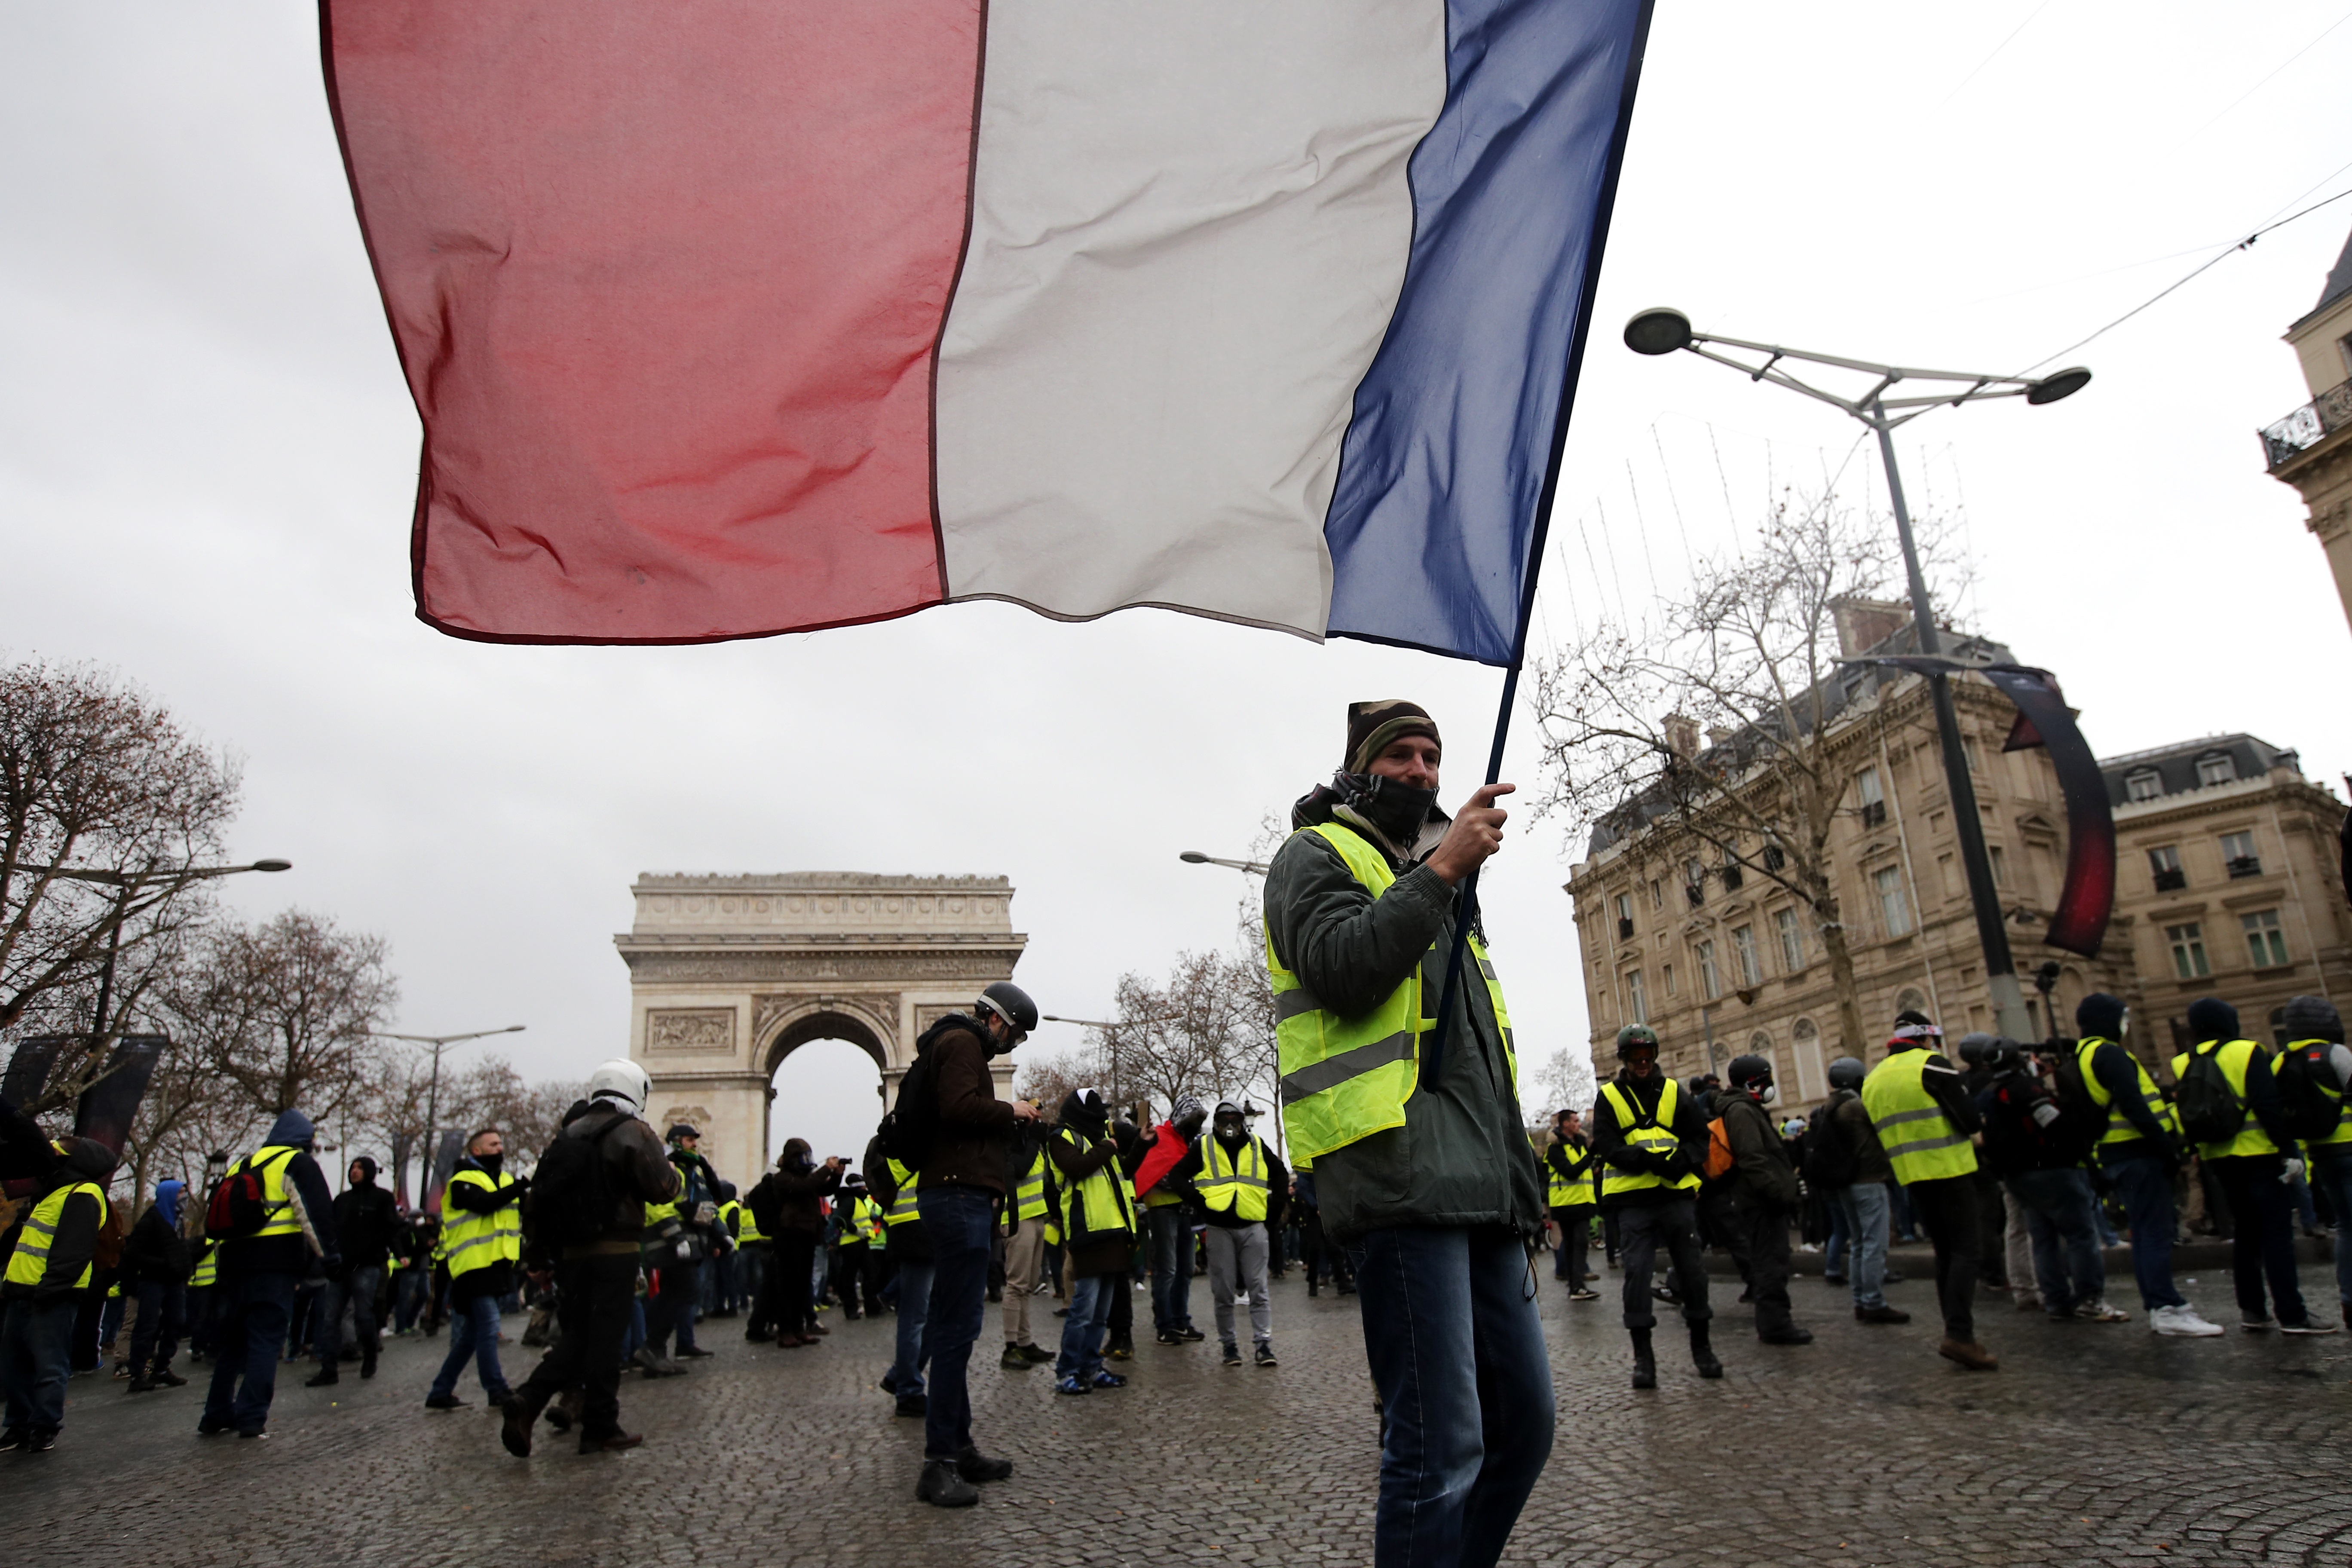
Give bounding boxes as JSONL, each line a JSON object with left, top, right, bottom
{"left": 2261, "top": 377, "right": 2352, "bottom": 472}
{"left": 2153, "top": 867, "right": 2187, "bottom": 892}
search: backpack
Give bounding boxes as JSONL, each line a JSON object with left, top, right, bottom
{"left": 2272, "top": 1044, "right": 2346, "bottom": 1142}
{"left": 878, "top": 1035, "right": 946, "bottom": 1171}
{"left": 204, "top": 1148, "right": 295, "bottom": 1240}
{"left": 525, "top": 1115, "right": 624, "bottom": 1252}
{"left": 2174, "top": 1046, "right": 2246, "bottom": 1145}
{"left": 1800, "top": 1097, "right": 1859, "bottom": 1188}
{"left": 2038, "top": 1049, "right": 2102, "bottom": 1167}
{"left": 1700, "top": 1115, "right": 1736, "bottom": 1182}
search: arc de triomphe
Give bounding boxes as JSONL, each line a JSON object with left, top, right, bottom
{"left": 617, "top": 873, "right": 1026, "bottom": 1186}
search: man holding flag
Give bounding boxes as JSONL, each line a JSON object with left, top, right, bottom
{"left": 1264, "top": 701, "right": 1550, "bottom": 1568}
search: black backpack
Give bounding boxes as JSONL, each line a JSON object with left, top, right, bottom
{"left": 878, "top": 1030, "right": 950, "bottom": 1171}
{"left": 2174, "top": 1046, "right": 2246, "bottom": 1145}
{"left": 526, "top": 1115, "right": 623, "bottom": 1251}
{"left": 2038, "top": 1049, "right": 2102, "bottom": 1167}
{"left": 1800, "top": 1097, "right": 1859, "bottom": 1188}
{"left": 2272, "top": 1043, "right": 2346, "bottom": 1142}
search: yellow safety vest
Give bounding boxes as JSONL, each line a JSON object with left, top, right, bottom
{"left": 719, "top": 1199, "right": 755, "bottom": 1244}
{"left": 1862, "top": 1049, "right": 1978, "bottom": 1184}
{"left": 1596, "top": 1078, "right": 1701, "bottom": 1199}
{"left": 839, "top": 1194, "right": 882, "bottom": 1245}
{"left": 1268, "top": 822, "right": 1516, "bottom": 1163}
{"left": 2076, "top": 1037, "right": 2180, "bottom": 1148}
{"left": 2283, "top": 1038, "right": 2352, "bottom": 1149}
{"left": 884, "top": 1160, "right": 922, "bottom": 1227}
{"left": 189, "top": 1243, "right": 218, "bottom": 1289}
{"left": 643, "top": 1197, "right": 678, "bottom": 1229}
{"left": 1049, "top": 1127, "right": 1137, "bottom": 1249}
{"left": 1014, "top": 1150, "right": 1049, "bottom": 1222}
{"left": 2170, "top": 1039, "right": 2278, "bottom": 1159}
{"left": 5, "top": 1181, "right": 107, "bottom": 1292}
{"left": 235, "top": 1145, "right": 305, "bottom": 1240}
{"left": 1197, "top": 1136, "right": 1271, "bottom": 1222}
{"left": 440, "top": 1167, "right": 522, "bottom": 1279}
{"left": 1547, "top": 1138, "right": 1596, "bottom": 1207}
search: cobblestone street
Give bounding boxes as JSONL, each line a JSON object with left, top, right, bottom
{"left": 12, "top": 1259, "right": 2352, "bottom": 1568}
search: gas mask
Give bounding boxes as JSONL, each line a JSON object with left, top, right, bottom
{"left": 1755, "top": 1081, "right": 1778, "bottom": 1106}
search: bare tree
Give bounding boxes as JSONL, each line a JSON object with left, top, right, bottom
{"left": 1529, "top": 493, "right": 1967, "bottom": 1061}
{"left": 1531, "top": 1046, "right": 1598, "bottom": 1121}
{"left": 184, "top": 910, "right": 398, "bottom": 1122}
{"left": 0, "top": 660, "right": 241, "bottom": 1112}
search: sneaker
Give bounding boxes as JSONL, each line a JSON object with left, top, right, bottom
{"left": 1090, "top": 1369, "right": 1127, "bottom": 1388}
{"left": 196, "top": 1417, "right": 233, "bottom": 1436}
{"left": 2281, "top": 1318, "right": 2342, "bottom": 1335}
{"left": 424, "top": 1392, "right": 468, "bottom": 1410}
{"left": 27, "top": 1430, "right": 57, "bottom": 1452}
{"left": 1155, "top": 1329, "right": 1184, "bottom": 1345}
{"left": 916, "top": 1457, "right": 981, "bottom": 1507}
{"left": 2149, "top": 1305, "right": 2226, "bottom": 1338}
{"left": 0, "top": 1429, "right": 24, "bottom": 1452}
{"left": 1055, "top": 1374, "right": 1091, "bottom": 1396}
{"left": 1221, "top": 1342, "right": 1243, "bottom": 1366}
{"left": 1000, "top": 1345, "right": 1033, "bottom": 1370}
{"left": 2242, "top": 1312, "right": 2278, "bottom": 1332}
{"left": 1176, "top": 1325, "right": 1205, "bottom": 1341}
{"left": 1254, "top": 1341, "right": 1278, "bottom": 1368}
{"left": 2074, "top": 1300, "right": 2130, "bottom": 1324}
{"left": 236, "top": 1428, "right": 270, "bottom": 1440}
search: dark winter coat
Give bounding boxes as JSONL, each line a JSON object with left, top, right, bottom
{"left": 1716, "top": 1088, "right": 1800, "bottom": 1212}
{"left": 553, "top": 1102, "right": 681, "bottom": 1254}
{"left": 921, "top": 1015, "right": 1017, "bottom": 1196}
{"left": 1, "top": 1136, "right": 116, "bottom": 1300}
{"left": 750, "top": 1139, "right": 839, "bottom": 1236}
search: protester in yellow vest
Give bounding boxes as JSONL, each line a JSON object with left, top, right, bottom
{"left": 2170, "top": 996, "right": 2337, "bottom": 1334}
{"left": 1173, "top": 1101, "right": 1289, "bottom": 1367}
{"left": 1542, "top": 1108, "right": 1599, "bottom": 1301}
{"left": 1, "top": 1134, "right": 116, "bottom": 1452}
{"left": 1046, "top": 1088, "right": 1137, "bottom": 1395}
{"left": 997, "top": 1131, "right": 1057, "bottom": 1371}
{"left": 2279, "top": 995, "right": 2352, "bottom": 1332}
{"left": 201, "top": 1108, "right": 340, "bottom": 1439}
{"left": 833, "top": 1174, "right": 885, "bottom": 1322}
{"left": 1861, "top": 1012, "right": 1996, "bottom": 1371}
{"left": 1590, "top": 1025, "right": 1716, "bottom": 1388}
{"left": 1261, "top": 700, "right": 1550, "bottom": 1564}
{"left": 426, "top": 1128, "right": 527, "bottom": 1410}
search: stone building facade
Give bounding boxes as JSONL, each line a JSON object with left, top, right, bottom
{"left": 617, "top": 872, "right": 1026, "bottom": 1187}
{"left": 2260, "top": 226, "right": 2352, "bottom": 636}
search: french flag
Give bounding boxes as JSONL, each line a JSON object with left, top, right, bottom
{"left": 324, "top": 1, "right": 1651, "bottom": 665}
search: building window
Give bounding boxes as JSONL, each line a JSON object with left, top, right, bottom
{"left": 1685, "top": 859, "right": 1706, "bottom": 908}
{"left": 1663, "top": 962, "right": 1677, "bottom": 997}
{"left": 1774, "top": 907, "right": 1804, "bottom": 971}
{"left": 2243, "top": 910, "right": 2289, "bottom": 969}
{"left": 1614, "top": 892, "right": 1635, "bottom": 940}
{"left": 1649, "top": 878, "right": 1663, "bottom": 911}
{"left": 1856, "top": 767, "right": 1886, "bottom": 829}
{"left": 2221, "top": 830, "right": 2261, "bottom": 879}
{"left": 2196, "top": 753, "right": 2235, "bottom": 788}
{"left": 2147, "top": 844, "right": 2185, "bottom": 892}
{"left": 2167, "top": 922, "right": 2211, "bottom": 980}
{"left": 1987, "top": 845, "right": 2009, "bottom": 888}
{"left": 1874, "top": 865, "right": 1913, "bottom": 938}
{"left": 1721, "top": 860, "right": 1745, "bottom": 891}
{"left": 2125, "top": 770, "right": 2162, "bottom": 802}
{"left": 1938, "top": 851, "right": 1961, "bottom": 897}
{"left": 1697, "top": 940, "right": 1721, "bottom": 1001}
{"left": 1624, "top": 969, "right": 1648, "bottom": 1025}
{"left": 1732, "top": 924, "right": 1761, "bottom": 987}
{"left": 1762, "top": 842, "right": 1786, "bottom": 872}
{"left": 1960, "top": 735, "right": 1982, "bottom": 774}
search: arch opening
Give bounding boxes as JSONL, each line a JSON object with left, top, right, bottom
{"left": 763, "top": 1009, "right": 888, "bottom": 1173}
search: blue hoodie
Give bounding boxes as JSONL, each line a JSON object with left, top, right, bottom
{"left": 221, "top": 1108, "right": 338, "bottom": 1277}
{"left": 154, "top": 1179, "right": 185, "bottom": 1230}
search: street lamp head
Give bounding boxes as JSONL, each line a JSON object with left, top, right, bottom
{"left": 1623, "top": 307, "right": 1694, "bottom": 357}
{"left": 2025, "top": 366, "right": 2091, "bottom": 405}
{"left": 504, "top": 1025, "right": 526, "bottom": 1033}
{"left": 251, "top": 859, "right": 293, "bottom": 873}
{"left": 1178, "top": 851, "right": 1210, "bottom": 864}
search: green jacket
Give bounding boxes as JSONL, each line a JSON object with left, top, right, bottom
{"left": 1262, "top": 806, "right": 1544, "bottom": 1244}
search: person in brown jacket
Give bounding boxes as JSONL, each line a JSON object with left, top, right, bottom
{"left": 501, "top": 1060, "right": 680, "bottom": 1457}
{"left": 913, "top": 981, "right": 1041, "bottom": 1509}
{"left": 750, "top": 1140, "right": 842, "bottom": 1348}
{"left": 1715, "top": 1055, "right": 1811, "bottom": 1346}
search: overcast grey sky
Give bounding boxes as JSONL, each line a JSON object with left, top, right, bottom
{"left": 4, "top": 5, "right": 2347, "bottom": 1168}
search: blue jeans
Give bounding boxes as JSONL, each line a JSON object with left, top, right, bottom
{"left": 2104, "top": 1155, "right": 2185, "bottom": 1311}
{"left": 393, "top": 1268, "right": 428, "bottom": 1332}
{"left": 314, "top": 1265, "right": 382, "bottom": 1365}
{"left": 429, "top": 1291, "right": 507, "bottom": 1399}
{"left": 204, "top": 1270, "right": 298, "bottom": 1433}
{"left": 1822, "top": 1192, "right": 1851, "bottom": 1277}
{"left": 1831, "top": 1182, "right": 1891, "bottom": 1309}
{"left": 2008, "top": 1168, "right": 2104, "bottom": 1311}
{"left": 1056, "top": 1272, "right": 1116, "bottom": 1381}
{"left": 1350, "top": 1228, "right": 1555, "bottom": 1568}
{"left": 887, "top": 1257, "right": 934, "bottom": 1396}
{"left": 2, "top": 1295, "right": 79, "bottom": 1434}
{"left": 1147, "top": 1207, "right": 1194, "bottom": 1332}
{"left": 917, "top": 1185, "right": 995, "bottom": 1461}
{"left": 2310, "top": 1152, "right": 2352, "bottom": 1307}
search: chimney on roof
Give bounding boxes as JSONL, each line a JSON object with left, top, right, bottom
{"left": 1663, "top": 713, "right": 1700, "bottom": 761}
{"left": 1829, "top": 597, "right": 1911, "bottom": 658}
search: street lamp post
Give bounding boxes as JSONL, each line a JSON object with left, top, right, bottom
{"left": 1623, "top": 309, "right": 2090, "bottom": 1043}
{"left": 1178, "top": 851, "right": 1270, "bottom": 876}
{"left": 373, "top": 1024, "right": 526, "bottom": 1202}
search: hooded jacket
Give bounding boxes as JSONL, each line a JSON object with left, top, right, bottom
{"left": 1047, "top": 1091, "right": 1134, "bottom": 1277}
{"left": 222, "top": 1109, "right": 340, "bottom": 1279}
{"left": 331, "top": 1158, "right": 404, "bottom": 1271}
{"left": 919, "top": 1014, "right": 1017, "bottom": 1195}
{"left": 1262, "top": 788, "right": 1544, "bottom": 1243}
{"left": 3, "top": 1136, "right": 117, "bottom": 1300}
{"left": 1173, "top": 1127, "right": 1290, "bottom": 1231}
{"left": 122, "top": 1179, "right": 193, "bottom": 1286}
{"left": 750, "top": 1139, "right": 839, "bottom": 1236}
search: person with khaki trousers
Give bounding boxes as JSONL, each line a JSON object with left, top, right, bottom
{"left": 998, "top": 1124, "right": 1054, "bottom": 1369}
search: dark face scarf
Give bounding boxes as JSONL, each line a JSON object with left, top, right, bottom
{"left": 1332, "top": 772, "right": 1438, "bottom": 854}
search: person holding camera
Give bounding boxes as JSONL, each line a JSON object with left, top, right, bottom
{"left": 750, "top": 1141, "right": 842, "bottom": 1350}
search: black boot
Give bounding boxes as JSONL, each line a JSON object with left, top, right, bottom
{"left": 1630, "top": 1328, "right": 1657, "bottom": 1390}
{"left": 1690, "top": 1322, "right": 1724, "bottom": 1379}
{"left": 305, "top": 1367, "right": 338, "bottom": 1388}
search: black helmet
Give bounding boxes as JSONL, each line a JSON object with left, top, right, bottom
{"left": 1955, "top": 1032, "right": 1996, "bottom": 1066}
{"left": 1825, "top": 1056, "right": 1866, "bottom": 1092}
{"left": 977, "top": 981, "right": 1039, "bottom": 1040}
{"left": 1615, "top": 1024, "right": 1659, "bottom": 1058}
{"left": 1727, "top": 1053, "right": 1773, "bottom": 1090}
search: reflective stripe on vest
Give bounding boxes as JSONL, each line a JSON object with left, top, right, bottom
{"left": 885, "top": 1160, "right": 923, "bottom": 1226}
{"left": 1050, "top": 1127, "right": 1137, "bottom": 1248}
{"left": 2169, "top": 1039, "right": 2278, "bottom": 1159}
{"left": 1015, "top": 1151, "right": 1048, "bottom": 1222}
{"left": 840, "top": 1195, "right": 882, "bottom": 1243}
{"left": 4, "top": 1181, "right": 107, "bottom": 1291}
{"left": 239, "top": 1145, "right": 304, "bottom": 1239}
{"left": 2076, "top": 1037, "right": 2180, "bottom": 1145}
{"left": 1198, "top": 1136, "right": 1271, "bottom": 1222}
{"left": 189, "top": 1245, "right": 217, "bottom": 1288}
{"left": 440, "top": 1167, "right": 522, "bottom": 1277}
{"left": 1597, "top": 1078, "right": 1700, "bottom": 1198}
{"left": 2285, "top": 1039, "right": 2352, "bottom": 1148}
{"left": 1268, "top": 822, "right": 1516, "bottom": 1164}
{"left": 1547, "top": 1139, "right": 1596, "bottom": 1207}
{"left": 1860, "top": 1050, "right": 1978, "bottom": 1183}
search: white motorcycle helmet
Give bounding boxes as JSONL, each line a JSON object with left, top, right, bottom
{"left": 586, "top": 1058, "right": 651, "bottom": 1117}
